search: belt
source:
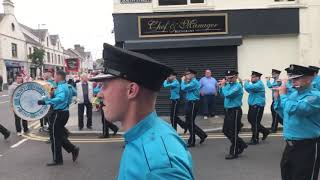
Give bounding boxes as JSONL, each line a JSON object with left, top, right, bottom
{"left": 286, "top": 137, "right": 320, "bottom": 146}
{"left": 226, "top": 107, "right": 241, "bottom": 111}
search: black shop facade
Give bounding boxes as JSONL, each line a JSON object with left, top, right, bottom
{"left": 112, "top": 8, "right": 299, "bottom": 115}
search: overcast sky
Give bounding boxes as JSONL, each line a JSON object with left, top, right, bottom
{"left": 0, "top": 0, "right": 115, "bottom": 60}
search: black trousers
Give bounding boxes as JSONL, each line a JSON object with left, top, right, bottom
{"left": 49, "top": 110, "right": 76, "bottom": 163}
{"left": 248, "top": 105, "right": 269, "bottom": 141}
{"left": 201, "top": 95, "right": 216, "bottom": 116}
{"left": 0, "top": 124, "right": 9, "bottom": 137}
{"left": 281, "top": 139, "right": 320, "bottom": 180}
{"left": 100, "top": 108, "right": 118, "bottom": 137}
{"left": 223, "top": 107, "right": 247, "bottom": 155}
{"left": 170, "top": 100, "right": 187, "bottom": 131}
{"left": 78, "top": 103, "right": 92, "bottom": 129}
{"left": 14, "top": 113, "right": 28, "bottom": 133}
{"left": 185, "top": 100, "right": 207, "bottom": 145}
{"left": 271, "top": 101, "right": 283, "bottom": 132}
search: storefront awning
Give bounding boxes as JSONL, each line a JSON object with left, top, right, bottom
{"left": 124, "top": 36, "right": 243, "bottom": 50}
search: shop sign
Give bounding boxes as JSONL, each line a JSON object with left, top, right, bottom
{"left": 121, "top": 0, "right": 151, "bottom": 4}
{"left": 138, "top": 14, "right": 228, "bottom": 38}
{"left": 65, "top": 58, "right": 80, "bottom": 72}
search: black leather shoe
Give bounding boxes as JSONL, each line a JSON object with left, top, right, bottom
{"left": 187, "top": 144, "right": 195, "bottom": 148}
{"left": 87, "top": 126, "right": 92, "bottom": 130}
{"left": 200, "top": 135, "right": 208, "bottom": 144}
{"left": 72, "top": 147, "right": 80, "bottom": 162}
{"left": 113, "top": 128, "right": 119, "bottom": 136}
{"left": 45, "top": 139, "right": 51, "bottom": 144}
{"left": 262, "top": 131, "right": 270, "bottom": 141}
{"left": 237, "top": 143, "right": 248, "bottom": 155}
{"left": 225, "top": 154, "right": 238, "bottom": 160}
{"left": 46, "top": 162, "right": 63, "bottom": 166}
{"left": 4, "top": 131, "right": 10, "bottom": 140}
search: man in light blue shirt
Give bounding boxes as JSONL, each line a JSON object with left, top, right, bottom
{"left": 38, "top": 70, "right": 79, "bottom": 166}
{"left": 244, "top": 71, "right": 269, "bottom": 145}
{"left": 91, "top": 43, "right": 194, "bottom": 180}
{"left": 163, "top": 72, "right": 187, "bottom": 132}
{"left": 200, "top": 69, "right": 218, "bottom": 119}
{"left": 266, "top": 69, "right": 283, "bottom": 133}
{"left": 274, "top": 64, "right": 320, "bottom": 180}
{"left": 219, "top": 70, "right": 247, "bottom": 160}
{"left": 181, "top": 69, "right": 207, "bottom": 148}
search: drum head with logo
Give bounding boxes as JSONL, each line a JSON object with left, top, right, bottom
{"left": 12, "top": 82, "right": 51, "bottom": 121}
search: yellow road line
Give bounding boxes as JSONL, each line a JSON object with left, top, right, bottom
{"left": 23, "top": 133, "right": 283, "bottom": 143}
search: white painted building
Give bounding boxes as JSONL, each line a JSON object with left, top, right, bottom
{"left": 0, "top": 0, "right": 78, "bottom": 87}
{"left": 112, "top": 0, "right": 320, "bottom": 115}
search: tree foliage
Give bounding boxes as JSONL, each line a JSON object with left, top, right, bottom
{"left": 28, "top": 48, "right": 45, "bottom": 68}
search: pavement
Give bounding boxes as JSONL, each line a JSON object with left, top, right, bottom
{"left": 31, "top": 104, "right": 282, "bottom": 137}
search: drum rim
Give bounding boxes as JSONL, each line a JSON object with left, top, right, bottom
{"left": 12, "top": 82, "right": 51, "bottom": 121}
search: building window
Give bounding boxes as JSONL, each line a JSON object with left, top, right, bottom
{"left": 158, "top": 0, "right": 204, "bottom": 5}
{"left": 47, "top": 52, "right": 50, "bottom": 63}
{"left": 58, "top": 55, "right": 61, "bottom": 64}
{"left": 11, "top": 43, "right": 18, "bottom": 58}
{"left": 47, "top": 37, "right": 49, "bottom": 47}
{"left": 11, "top": 23, "right": 15, "bottom": 31}
{"left": 29, "top": 47, "right": 32, "bottom": 56}
{"left": 159, "top": 0, "right": 187, "bottom": 5}
{"left": 52, "top": 54, "right": 54, "bottom": 63}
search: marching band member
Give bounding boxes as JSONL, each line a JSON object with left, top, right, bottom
{"left": 181, "top": 69, "right": 208, "bottom": 148}
{"left": 244, "top": 71, "right": 269, "bottom": 145}
{"left": 266, "top": 69, "right": 283, "bottom": 133}
{"left": 219, "top": 70, "right": 247, "bottom": 159}
{"left": 9, "top": 74, "right": 28, "bottom": 136}
{"left": 91, "top": 43, "right": 194, "bottom": 180}
{"left": 274, "top": 64, "right": 320, "bottom": 180}
{"left": 38, "top": 70, "right": 79, "bottom": 166}
{"left": 163, "top": 72, "right": 187, "bottom": 132}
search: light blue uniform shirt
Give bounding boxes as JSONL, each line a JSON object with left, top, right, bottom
{"left": 199, "top": 77, "right": 218, "bottom": 95}
{"left": 44, "top": 80, "right": 70, "bottom": 111}
{"left": 312, "top": 75, "right": 320, "bottom": 91}
{"left": 274, "top": 88, "right": 320, "bottom": 140}
{"left": 220, "top": 82, "right": 243, "bottom": 108}
{"left": 266, "top": 79, "right": 281, "bottom": 100}
{"left": 163, "top": 79, "right": 180, "bottom": 100}
{"left": 181, "top": 78, "right": 200, "bottom": 101}
{"left": 244, "top": 80, "right": 266, "bottom": 107}
{"left": 118, "top": 112, "right": 194, "bottom": 180}
{"left": 286, "top": 80, "right": 296, "bottom": 96}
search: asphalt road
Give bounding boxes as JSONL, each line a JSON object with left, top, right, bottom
{"left": 0, "top": 133, "right": 287, "bottom": 180}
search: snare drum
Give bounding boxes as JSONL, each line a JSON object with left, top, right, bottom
{"left": 12, "top": 81, "right": 53, "bottom": 121}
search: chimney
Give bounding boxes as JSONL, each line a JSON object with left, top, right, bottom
{"left": 3, "top": 0, "right": 14, "bottom": 15}
{"left": 74, "top": 44, "right": 85, "bottom": 53}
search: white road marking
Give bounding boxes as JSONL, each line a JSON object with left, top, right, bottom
{"left": 0, "top": 154, "right": 3, "bottom": 157}
{"left": 0, "top": 101, "right": 9, "bottom": 104}
{"left": 1, "top": 95, "right": 9, "bottom": 97}
{"left": 10, "top": 139, "right": 28, "bottom": 148}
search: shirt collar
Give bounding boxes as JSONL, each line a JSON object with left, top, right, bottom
{"left": 57, "top": 80, "right": 66, "bottom": 85}
{"left": 124, "top": 111, "right": 157, "bottom": 143}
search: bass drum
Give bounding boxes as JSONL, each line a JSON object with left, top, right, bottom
{"left": 12, "top": 81, "right": 53, "bottom": 121}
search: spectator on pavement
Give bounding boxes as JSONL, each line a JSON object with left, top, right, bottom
{"left": 200, "top": 69, "right": 218, "bottom": 119}
{"left": 76, "top": 73, "right": 94, "bottom": 130}
{"left": 0, "top": 75, "right": 3, "bottom": 92}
